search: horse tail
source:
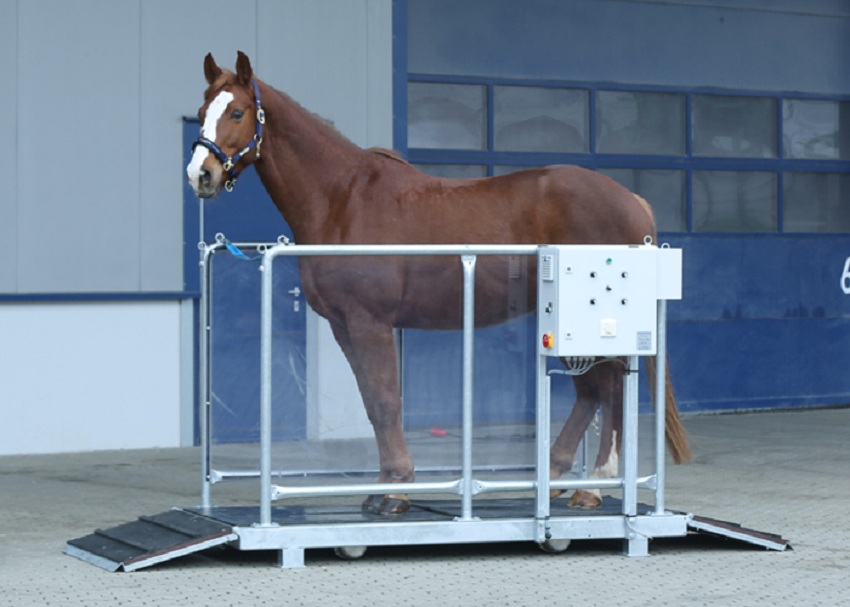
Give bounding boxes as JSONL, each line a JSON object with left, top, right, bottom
{"left": 644, "top": 355, "right": 692, "bottom": 464}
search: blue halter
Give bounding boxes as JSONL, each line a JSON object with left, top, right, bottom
{"left": 192, "top": 79, "right": 265, "bottom": 192}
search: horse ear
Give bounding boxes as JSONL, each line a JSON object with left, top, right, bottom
{"left": 235, "top": 51, "right": 253, "bottom": 86}
{"left": 204, "top": 53, "right": 222, "bottom": 85}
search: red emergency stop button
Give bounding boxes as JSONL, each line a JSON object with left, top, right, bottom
{"left": 542, "top": 333, "right": 555, "bottom": 349}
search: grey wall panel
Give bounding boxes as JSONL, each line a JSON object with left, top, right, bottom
{"left": 17, "top": 0, "right": 141, "bottom": 292}
{"left": 3, "top": 0, "right": 391, "bottom": 294}
{"left": 0, "top": 0, "right": 18, "bottom": 291}
{"left": 256, "top": 0, "right": 393, "bottom": 148}
{"left": 140, "top": 0, "right": 258, "bottom": 291}
{"left": 408, "top": 0, "right": 850, "bottom": 95}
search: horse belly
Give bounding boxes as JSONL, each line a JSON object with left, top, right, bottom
{"left": 395, "top": 256, "right": 537, "bottom": 330}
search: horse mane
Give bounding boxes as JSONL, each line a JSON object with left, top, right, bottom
{"left": 367, "top": 147, "right": 410, "bottom": 165}
{"left": 204, "top": 70, "right": 404, "bottom": 164}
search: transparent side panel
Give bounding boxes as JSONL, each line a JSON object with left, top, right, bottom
{"left": 205, "top": 248, "right": 663, "bottom": 510}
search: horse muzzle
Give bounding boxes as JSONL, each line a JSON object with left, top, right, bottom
{"left": 187, "top": 154, "right": 224, "bottom": 199}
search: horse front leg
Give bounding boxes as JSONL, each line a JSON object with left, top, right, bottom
{"left": 549, "top": 363, "right": 622, "bottom": 508}
{"left": 329, "top": 317, "right": 414, "bottom": 516}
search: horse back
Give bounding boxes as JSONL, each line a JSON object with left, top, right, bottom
{"left": 300, "top": 162, "right": 657, "bottom": 329}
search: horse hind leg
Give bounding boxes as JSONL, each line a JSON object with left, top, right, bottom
{"left": 329, "top": 316, "right": 414, "bottom": 516}
{"left": 568, "top": 362, "right": 623, "bottom": 509}
{"left": 549, "top": 362, "right": 610, "bottom": 499}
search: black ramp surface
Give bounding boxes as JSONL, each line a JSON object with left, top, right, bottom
{"left": 65, "top": 508, "right": 237, "bottom": 572}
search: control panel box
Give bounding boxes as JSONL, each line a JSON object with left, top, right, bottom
{"left": 537, "top": 244, "right": 682, "bottom": 357}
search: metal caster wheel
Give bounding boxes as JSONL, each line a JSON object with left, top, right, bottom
{"left": 539, "top": 538, "right": 571, "bottom": 553}
{"left": 334, "top": 545, "right": 368, "bottom": 560}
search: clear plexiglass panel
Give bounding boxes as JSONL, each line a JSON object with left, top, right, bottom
{"left": 408, "top": 82, "right": 487, "bottom": 150}
{"left": 494, "top": 85, "right": 588, "bottom": 153}
{"left": 596, "top": 91, "right": 685, "bottom": 156}
{"left": 692, "top": 95, "right": 777, "bottom": 158}
{"left": 206, "top": 247, "right": 665, "bottom": 510}
{"left": 692, "top": 170, "right": 777, "bottom": 232}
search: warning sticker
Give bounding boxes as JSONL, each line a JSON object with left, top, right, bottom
{"left": 636, "top": 331, "right": 653, "bottom": 351}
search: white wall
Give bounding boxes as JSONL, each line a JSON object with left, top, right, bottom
{"left": 0, "top": 0, "right": 393, "bottom": 454}
{"left": 0, "top": 301, "right": 185, "bottom": 455}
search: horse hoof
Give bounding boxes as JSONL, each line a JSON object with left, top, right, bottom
{"left": 361, "top": 494, "right": 411, "bottom": 516}
{"left": 567, "top": 490, "right": 603, "bottom": 509}
{"left": 539, "top": 538, "right": 571, "bottom": 553}
{"left": 334, "top": 545, "right": 368, "bottom": 560}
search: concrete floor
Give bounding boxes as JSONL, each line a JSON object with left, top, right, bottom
{"left": 1, "top": 407, "right": 848, "bottom": 606}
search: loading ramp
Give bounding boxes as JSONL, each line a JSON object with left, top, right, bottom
{"left": 64, "top": 508, "right": 237, "bottom": 572}
{"left": 65, "top": 500, "right": 789, "bottom": 572}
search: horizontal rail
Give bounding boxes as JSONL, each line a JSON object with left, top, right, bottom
{"left": 262, "top": 243, "right": 539, "bottom": 259}
{"left": 265, "top": 475, "right": 658, "bottom": 501}
{"left": 272, "top": 480, "right": 463, "bottom": 501}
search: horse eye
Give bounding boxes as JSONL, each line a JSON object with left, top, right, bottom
{"left": 230, "top": 109, "right": 244, "bottom": 120}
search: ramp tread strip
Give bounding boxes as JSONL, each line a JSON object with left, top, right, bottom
{"left": 66, "top": 509, "right": 237, "bottom": 571}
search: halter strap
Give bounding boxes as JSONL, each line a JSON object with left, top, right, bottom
{"left": 192, "top": 79, "right": 265, "bottom": 192}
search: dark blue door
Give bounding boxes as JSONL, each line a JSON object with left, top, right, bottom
{"left": 184, "top": 119, "right": 306, "bottom": 443}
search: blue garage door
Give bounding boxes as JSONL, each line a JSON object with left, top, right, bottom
{"left": 183, "top": 119, "right": 306, "bottom": 443}
{"left": 397, "top": 0, "right": 850, "bottom": 413}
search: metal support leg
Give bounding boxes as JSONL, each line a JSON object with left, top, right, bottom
{"left": 278, "top": 548, "right": 305, "bottom": 569}
{"left": 654, "top": 299, "right": 668, "bottom": 515}
{"left": 199, "top": 247, "right": 214, "bottom": 511}
{"left": 622, "top": 355, "right": 647, "bottom": 556}
{"left": 534, "top": 358, "right": 551, "bottom": 543}
{"left": 259, "top": 253, "right": 275, "bottom": 527}
{"left": 459, "top": 255, "right": 477, "bottom": 521}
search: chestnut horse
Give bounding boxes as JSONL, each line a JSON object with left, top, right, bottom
{"left": 187, "top": 52, "right": 691, "bottom": 515}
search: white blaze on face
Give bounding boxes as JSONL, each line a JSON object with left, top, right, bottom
{"left": 186, "top": 91, "right": 234, "bottom": 193}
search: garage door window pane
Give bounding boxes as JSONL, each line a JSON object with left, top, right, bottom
{"left": 784, "top": 172, "right": 850, "bottom": 233}
{"left": 408, "top": 83, "right": 486, "bottom": 150}
{"left": 692, "top": 171, "right": 777, "bottom": 232}
{"left": 599, "top": 168, "right": 686, "bottom": 232}
{"left": 783, "top": 100, "right": 849, "bottom": 160}
{"left": 693, "top": 95, "right": 777, "bottom": 158}
{"left": 596, "top": 91, "right": 685, "bottom": 155}
{"left": 494, "top": 86, "right": 588, "bottom": 153}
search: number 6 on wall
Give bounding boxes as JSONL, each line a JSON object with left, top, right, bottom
{"left": 842, "top": 257, "right": 850, "bottom": 295}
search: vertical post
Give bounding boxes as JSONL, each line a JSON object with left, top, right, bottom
{"left": 459, "top": 255, "right": 477, "bottom": 521}
{"left": 622, "top": 355, "right": 648, "bottom": 556}
{"left": 654, "top": 299, "right": 668, "bottom": 514}
{"left": 534, "top": 363, "right": 551, "bottom": 540}
{"left": 259, "top": 250, "right": 275, "bottom": 527}
{"left": 622, "top": 356, "right": 639, "bottom": 518}
{"left": 199, "top": 247, "right": 213, "bottom": 511}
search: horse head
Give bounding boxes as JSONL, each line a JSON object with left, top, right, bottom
{"left": 187, "top": 52, "right": 264, "bottom": 198}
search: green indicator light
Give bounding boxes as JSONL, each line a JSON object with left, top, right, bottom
{"left": 606, "top": 258, "right": 613, "bottom": 265}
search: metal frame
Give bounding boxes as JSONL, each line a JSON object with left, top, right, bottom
{"left": 198, "top": 238, "right": 687, "bottom": 567}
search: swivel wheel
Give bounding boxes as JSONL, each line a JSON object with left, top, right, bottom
{"left": 334, "top": 545, "right": 368, "bottom": 560}
{"left": 539, "top": 538, "right": 571, "bottom": 553}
